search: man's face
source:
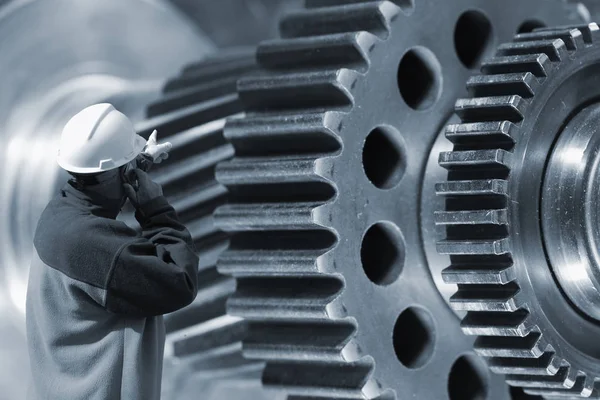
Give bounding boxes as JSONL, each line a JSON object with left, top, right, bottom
{"left": 91, "top": 159, "right": 136, "bottom": 208}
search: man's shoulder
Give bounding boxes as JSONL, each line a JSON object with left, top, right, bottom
{"left": 34, "top": 202, "right": 138, "bottom": 289}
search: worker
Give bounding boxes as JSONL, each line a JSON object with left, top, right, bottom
{"left": 25, "top": 103, "right": 199, "bottom": 400}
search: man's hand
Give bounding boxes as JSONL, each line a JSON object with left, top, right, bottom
{"left": 142, "top": 130, "right": 172, "bottom": 164}
{"left": 123, "top": 168, "right": 163, "bottom": 209}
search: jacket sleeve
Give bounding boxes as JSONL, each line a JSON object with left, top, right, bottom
{"left": 105, "top": 196, "right": 199, "bottom": 317}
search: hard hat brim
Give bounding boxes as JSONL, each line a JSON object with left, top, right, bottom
{"left": 57, "top": 134, "right": 147, "bottom": 174}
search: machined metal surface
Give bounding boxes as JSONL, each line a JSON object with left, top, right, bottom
{"left": 210, "top": 1, "right": 586, "bottom": 399}
{"left": 435, "top": 22, "right": 600, "bottom": 398}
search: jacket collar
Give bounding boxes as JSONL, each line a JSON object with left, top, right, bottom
{"left": 60, "top": 180, "right": 123, "bottom": 219}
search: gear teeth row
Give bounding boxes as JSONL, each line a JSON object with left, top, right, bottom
{"left": 130, "top": 52, "right": 262, "bottom": 391}
{"left": 525, "top": 376, "right": 597, "bottom": 399}
{"left": 437, "top": 23, "right": 600, "bottom": 398}
{"left": 212, "top": 2, "right": 400, "bottom": 397}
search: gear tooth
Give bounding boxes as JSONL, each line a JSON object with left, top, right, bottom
{"left": 442, "top": 263, "right": 515, "bottom": 284}
{"left": 214, "top": 202, "right": 323, "bottom": 231}
{"left": 474, "top": 332, "right": 545, "bottom": 358}
{"left": 514, "top": 28, "right": 585, "bottom": 51}
{"left": 258, "top": 32, "right": 377, "bottom": 71}
{"left": 524, "top": 376, "right": 596, "bottom": 398}
{"left": 228, "top": 276, "right": 343, "bottom": 320}
{"left": 450, "top": 283, "right": 521, "bottom": 311}
{"left": 580, "top": 22, "right": 600, "bottom": 43}
{"left": 435, "top": 209, "right": 508, "bottom": 226}
{"left": 488, "top": 353, "right": 562, "bottom": 375}
{"left": 238, "top": 69, "right": 356, "bottom": 111}
{"left": 218, "top": 249, "right": 323, "bottom": 277}
{"left": 496, "top": 39, "right": 568, "bottom": 62}
{"left": 262, "top": 359, "right": 373, "bottom": 399}
{"left": 455, "top": 95, "right": 526, "bottom": 123}
{"left": 216, "top": 157, "right": 325, "bottom": 186}
{"left": 481, "top": 54, "right": 550, "bottom": 78}
{"left": 466, "top": 72, "right": 538, "bottom": 98}
{"left": 164, "top": 267, "right": 233, "bottom": 334}
{"left": 506, "top": 367, "right": 577, "bottom": 389}
{"left": 167, "top": 315, "right": 247, "bottom": 359}
{"left": 305, "top": 0, "right": 383, "bottom": 8}
{"left": 460, "top": 310, "right": 529, "bottom": 336}
{"left": 163, "top": 53, "right": 257, "bottom": 94}
{"left": 438, "top": 149, "right": 513, "bottom": 170}
{"left": 180, "top": 48, "right": 257, "bottom": 77}
{"left": 435, "top": 179, "right": 509, "bottom": 197}
{"left": 279, "top": 2, "right": 396, "bottom": 39}
{"left": 137, "top": 94, "right": 242, "bottom": 137}
{"left": 243, "top": 320, "right": 356, "bottom": 362}
{"left": 445, "top": 121, "right": 517, "bottom": 148}
{"left": 437, "top": 239, "right": 510, "bottom": 255}
{"left": 225, "top": 112, "right": 342, "bottom": 156}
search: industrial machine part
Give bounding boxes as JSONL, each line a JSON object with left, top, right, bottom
{"left": 436, "top": 22, "right": 600, "bottom": 398}
{"left": 209, "top": 1, "right": 587, "bottom": 399}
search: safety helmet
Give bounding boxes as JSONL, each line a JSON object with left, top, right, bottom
{"left": 57, "top": 103, "right": 146, "bottom": 174}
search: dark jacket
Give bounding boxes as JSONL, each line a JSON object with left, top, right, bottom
{"left": 26, "top": 180, "right": 199, "bottom": 400}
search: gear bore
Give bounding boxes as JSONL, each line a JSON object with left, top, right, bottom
{"left": 212, "top": 1, "right": 586, "bottom": 399}
{"left": 436, "top": 23, "right": 600, "bottom": 398}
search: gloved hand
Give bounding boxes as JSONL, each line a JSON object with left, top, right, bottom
{"left": 122, "top": 168, "right": 164, "bottom": 209}
{"left": 142, "top": 130, "right": 172, "bottom": 164}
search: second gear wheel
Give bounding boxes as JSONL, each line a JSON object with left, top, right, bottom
{"left": 436, "top": 23, "right": 600, "bottom": 399}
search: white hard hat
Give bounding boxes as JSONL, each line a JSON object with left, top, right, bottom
{"left": 57, "top": 103, "right": 146, "bottom": 174}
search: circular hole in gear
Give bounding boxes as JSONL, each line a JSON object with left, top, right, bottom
{"left": 393, "top": 307, "right": 436, "bottom": 368}
{"left": 510, "top": 386, "right": 543, "bottom": 399}
{"left": 397, "top": 47, "right": 443, "bottom": 110}
{"left": 448, "top": 354, "right": 490, "bottom": 400}
{"left": 454, "top": 10, "right": 493, "bottom": 68}
{"left": 362, "top": 127, "right": 406, "bottom": 189}
{"left": 360, "top": 222, "right": 405, "bottom": 286}
{"left": 390, "top": 0, "right": 414, "bottom": 14}
{"left": 517, "top": 20, "right": 546, "bottom": 34}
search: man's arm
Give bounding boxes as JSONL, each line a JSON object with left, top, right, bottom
{"left": 105, "top": 196, "right": 199, "bottom": 317}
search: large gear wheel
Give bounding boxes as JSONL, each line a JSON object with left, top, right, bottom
{"left": 212, "top": 1, "right": 587, "bottom": 399}
{"left": 436, "top": 22, "right": 600, "bottom": 399}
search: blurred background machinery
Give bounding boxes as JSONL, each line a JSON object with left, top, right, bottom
{"left": 2, "top": 1, "right": 600, "bottom": 400}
